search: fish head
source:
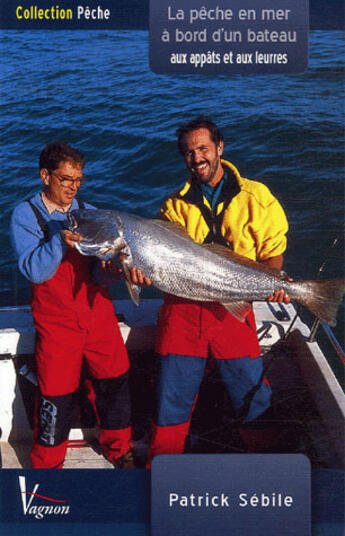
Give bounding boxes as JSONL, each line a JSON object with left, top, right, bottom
{"left": 67, "top": 209, "right": 126, "bottom": 260}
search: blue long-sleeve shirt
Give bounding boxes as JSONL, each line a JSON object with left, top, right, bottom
{"left": 10, "top": 192, "right": 106, "bottom": 284}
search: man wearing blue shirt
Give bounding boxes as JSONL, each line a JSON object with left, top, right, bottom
{"left": 11, "top": 141, "right": 136, "bottom": 469}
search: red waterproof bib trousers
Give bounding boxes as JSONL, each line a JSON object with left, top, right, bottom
{"left": 30, "top": 248, "right": 131, "bottom": 468}
{"left": 147, "top": 296, "right": 272, "bottom": 465}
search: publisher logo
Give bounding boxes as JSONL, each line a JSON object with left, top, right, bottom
{"left": 18, "top": 476, "right": 70, "bottom": 520}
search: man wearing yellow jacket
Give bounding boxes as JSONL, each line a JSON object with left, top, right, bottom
{"left": 146, "top": 117, "right": 290, "bottom": 464}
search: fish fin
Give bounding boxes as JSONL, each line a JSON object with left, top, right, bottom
{"left": 202, "top": 243, "right": 287, "bottom": 279}
{"left": 297, "top": 278, "right": 345, "bottom": 327}
{"left": 150, "top": 219, "right": 194, "bottom": 241}
{"left": 124, "top": 279, "right": 141, "bottom": 306}
{"left": 121, "top": 260, "right": 141, "bottom": 306}
{"left": 119, "top": 246, "right": 141, "bottom": 307}
{"left": 221, "top": 301, "right": 252, "bottom": 322}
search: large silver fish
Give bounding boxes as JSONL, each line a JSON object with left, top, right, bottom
{"left": 68, "top": 209, "right": 344, "bottom": 326}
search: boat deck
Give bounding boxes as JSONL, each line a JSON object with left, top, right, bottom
{"left": 0, "top": 300, "right": 344, "bottom": 469}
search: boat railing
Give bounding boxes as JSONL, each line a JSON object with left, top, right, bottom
{"left": 309, "top": 319, "right": 345, "bottom": 365}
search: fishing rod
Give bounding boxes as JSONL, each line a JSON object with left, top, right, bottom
{"left": 283, "top": 225, "right": 345, "bottom": 367}
{"left": 308, "top": 226, "right": 344, "bottom": 339}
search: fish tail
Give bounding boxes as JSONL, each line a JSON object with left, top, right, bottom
{"left": 298, "top": 278, "right": 345, "bottom": 327}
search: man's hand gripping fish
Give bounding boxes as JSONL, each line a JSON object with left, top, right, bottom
{"left": 68, "top": 209, "right": 345, "bottom": 327}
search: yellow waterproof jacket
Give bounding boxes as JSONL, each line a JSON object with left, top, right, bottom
{"left": 160, "top": 159, "right": 288, "bottom": 261}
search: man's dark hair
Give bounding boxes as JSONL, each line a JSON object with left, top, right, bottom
{"left": 176, "top": 116, "right": 224, "bottom": 154}
{"left": 39, "top": 141, "right": 85, "bottom": 172}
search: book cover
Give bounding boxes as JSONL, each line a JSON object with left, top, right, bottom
{"left": 0, "top": 1, "right": 343, "bottom": 534}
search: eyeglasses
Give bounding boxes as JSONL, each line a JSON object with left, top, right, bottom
{"left": 48, "top": 170, "right": 87, "bottom": 187}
